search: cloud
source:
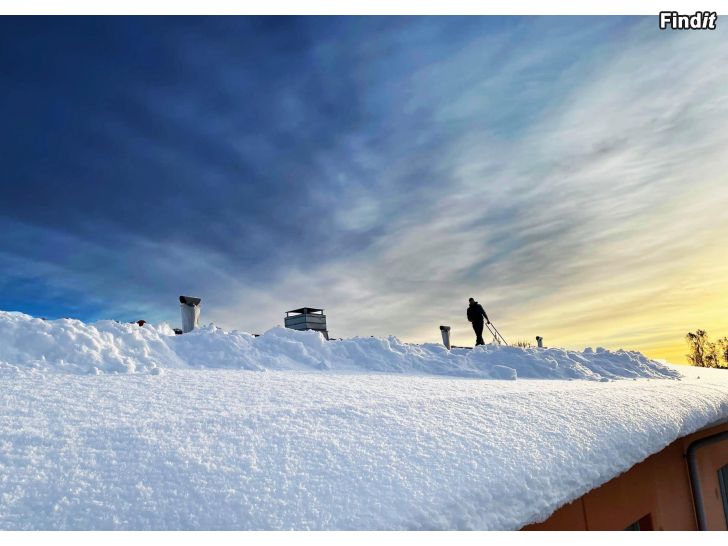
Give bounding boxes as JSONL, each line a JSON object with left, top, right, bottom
{"left": 2, "top": 17, "right": 728, "bottom": 363}
{"left": 209, "top": 18, "right": 728, "bottom": 356}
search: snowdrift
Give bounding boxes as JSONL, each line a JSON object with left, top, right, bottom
{"left": 0, "top": 311, "right": 680, "bottom": 381}
{"left": 1, "top": 310, "right": 727, "bottom": 531}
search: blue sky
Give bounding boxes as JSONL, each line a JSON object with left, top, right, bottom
{"left": 2, "top": 16, "right": 727, "bottom": 361}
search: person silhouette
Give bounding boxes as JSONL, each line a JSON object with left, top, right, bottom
{"left": 467, "top": 297, "right": 490, "bottom": 346}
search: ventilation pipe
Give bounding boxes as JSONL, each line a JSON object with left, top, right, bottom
{"left": 440, "top": 325, "right": 451, "bottom": 349}
{"left": 536, "top": 336, "right": 543, "bottom": 348}
{"left": 179, "top": 295, "right": 201, "bottom": 333}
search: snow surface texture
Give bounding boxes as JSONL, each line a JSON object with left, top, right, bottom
{"left": 0, "top": 311, "right": 680, "bottom": 381}
{"left": 1, "top": 366, "right": 728, "bottom": 530}
{"left": 2, "top": 311, "right": 726, "bottom": 531}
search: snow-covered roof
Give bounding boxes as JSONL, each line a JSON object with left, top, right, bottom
{"left": 1, "top": 310, "right": 728, "bottom": 530}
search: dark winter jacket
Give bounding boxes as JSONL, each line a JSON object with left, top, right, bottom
{"left": 467, "top": 302, "right": 489, "bottom": 324}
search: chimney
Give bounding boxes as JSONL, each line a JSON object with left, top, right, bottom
{"left": 284, "top": 307, "right": 329, "bottom": 339}
{"left": 179, "top": 295, "right": 201, "bottom": 333}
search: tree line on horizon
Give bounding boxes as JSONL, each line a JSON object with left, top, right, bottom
{"left": 685, "top": 330, "right": 728, "bottom": 368}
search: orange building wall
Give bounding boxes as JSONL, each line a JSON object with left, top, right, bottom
{"left": 523, "top": 421, "right": 728, "bottom": 531}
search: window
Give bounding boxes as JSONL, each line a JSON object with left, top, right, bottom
{"left": 719, "top": 464, "right": 728, "bottom": 529}
{"left": 624, "top": 514, "right": 653, "bottom": 531}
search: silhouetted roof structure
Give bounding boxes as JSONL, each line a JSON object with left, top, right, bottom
{"left": 286, "top": 307, "right": 324, "bottom": 316}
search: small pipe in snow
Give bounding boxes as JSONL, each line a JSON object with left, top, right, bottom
{"left": 440, "top": 325, "right": 451, "bottom": 350}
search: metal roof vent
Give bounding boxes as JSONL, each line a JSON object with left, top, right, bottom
{"left": 179, "top": 295, "right": 201, "bottom": 333}
{"left": 284, "top": 307, "right": 329, "bottom": 340}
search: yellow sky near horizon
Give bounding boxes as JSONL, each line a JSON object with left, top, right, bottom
{"left": 445, "top": 235, "right": 728, "bottom": 365}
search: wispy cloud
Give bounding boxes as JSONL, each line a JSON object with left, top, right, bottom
{"left": 2, "top": 17, "right": 727, "bottom": 362}
{"left": 212, "top": 18, "right": 728, "bottom": 359}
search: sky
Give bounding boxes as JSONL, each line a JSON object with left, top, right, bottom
{"left": 1, "top": 16, "right": 727, "bottom": 364}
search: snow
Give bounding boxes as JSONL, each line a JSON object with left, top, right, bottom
{"left": 1, "top": 310, "right": 728, "bottom": 530}
{"left": 0, "top": 311, "right": 681, "bottom": 381}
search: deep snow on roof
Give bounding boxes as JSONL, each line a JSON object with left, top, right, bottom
{"left": 1, "top": 311, "right": 728, "bottom": 530}
{"left": 0, "top": 311, "right": 681, "bottom": 381}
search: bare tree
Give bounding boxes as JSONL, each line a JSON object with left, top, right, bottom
{"left": 686, "top": 330, "right": 708, "bottom": 367}
{"left": 717, "top": 337, "right": 728, "bottom": 368}
{"left": 705, "top": 341, "right": 720, "bottom": 368}
{"left": 686, "top": 330, "right": 723, "bottom": 368}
